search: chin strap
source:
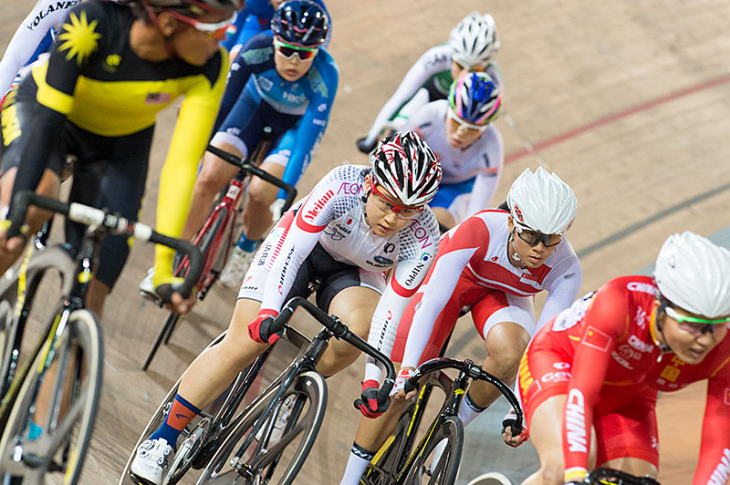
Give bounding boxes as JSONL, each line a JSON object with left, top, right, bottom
{"left": 651, "top": 298, "right": 673, "bottom": 360}
{"left": 507, "top": 232, "right": 524, "bottom": 268}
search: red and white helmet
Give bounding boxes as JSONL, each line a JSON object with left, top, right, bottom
{"left": 654, "top": 231, "right": 730, "bottom": 318}
{"left": 369, "top": 131, "right": 442, "bottom": 206}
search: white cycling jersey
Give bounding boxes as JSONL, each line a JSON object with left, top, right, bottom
{"left": 240, "top": 164, "right": 441, "bottom": 380}
{"left": 363, "top": 43, "right": 502, "bottom": 147}
{"left": 406, "top": 99, "right": 504, "bottom": 221}
{"left": 0, "top": 0, "right": 79, "bottom": 96}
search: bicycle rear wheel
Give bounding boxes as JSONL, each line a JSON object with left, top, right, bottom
{"left": 197, "top": 371, "right": 327, "bottom": 485}
{"left": 401, "top": 416, "right": 463, "bottom": 485}
{"left": 362, "top": 402, "right": 419, "bottom": 485}
{"left": 0, "top": 309, "right": 103, "bottom": 485}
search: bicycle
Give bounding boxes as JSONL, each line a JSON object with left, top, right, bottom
{"left": 583, "top": 468, "right": 660, "bottom": 484}
{"left": 361, "top": 357, "right": 524, "bottom": 485}
{"left": 142, "top": 136, "right": 298, "bottom": 370}
{"left": 0, "top": 190, "right": 202, "bottom": 484}
{"left": 121, "top": 295, "right": 396, "bottom": 485}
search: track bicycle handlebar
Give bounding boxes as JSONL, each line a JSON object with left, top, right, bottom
{"left": 7, "top": 190, "right": 203, "bottom": 300}
{"left": 271, "top": 296, "right": 397, "bottom": 397}
{"left": 206, "top": 145, "right": 298, "bottom": 215}
{"left": 404, "top": 357, "right": 524, "bottom": 435}
{"left": 583, "top": 468, "right": 659, "bottom": 484}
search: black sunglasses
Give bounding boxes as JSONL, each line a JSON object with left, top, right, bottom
{"left": 515, "top": 227, "right": 563, "bottom": 247}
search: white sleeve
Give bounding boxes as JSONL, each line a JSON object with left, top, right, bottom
{"left": 464, "top": 127, "right": 504, "bottom": 218}
{"left": 364, "top": 46, "right": 450, "bottom": 146}
{"left": 535, "top": 256, "right": 583, "bottom": 332}
{"left": 0, "top": 0, "right": 63, "bottom": 95}
{"left": 399, "top": 247, "right": 476, "bottom": 369}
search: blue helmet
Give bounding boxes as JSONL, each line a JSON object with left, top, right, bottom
{"left": 271, "top": 0, "right": 329, "bottom": 46}
{"left": 448, "top": 71, "right": 502, "bottom": 125}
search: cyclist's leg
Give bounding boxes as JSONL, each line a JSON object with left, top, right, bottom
{"left": 240, "top": 159, "right": 284, "bottom": 241}
{"left": 593, "top": 395, "right": 658, "bottom": 479}
{"left": 339, "top": 289, "right": 463, "bottom": 485}
{"left": 465, "top": 292, "right": 534, "bottom": 411}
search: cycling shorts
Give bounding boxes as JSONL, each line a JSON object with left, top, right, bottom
{"left": 390, "top": 278, "right": 535, "bottom": 364}
{"left": 1, "top": 81, "right": 151, "bottom": 289}
{"left": 519, "top": 343, "right": 660, "bottom": 467}
{"left": 211, "top": 87, "right": 300, "bottom": 168}
{"left": 238, "top": 210, "right": 387, "bottom": 311}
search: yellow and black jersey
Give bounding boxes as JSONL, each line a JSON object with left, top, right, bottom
{"left": 10, "top": 0, "right": 228, "bottom": 284}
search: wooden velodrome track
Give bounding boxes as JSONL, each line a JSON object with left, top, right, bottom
{"left": 3, "top": 0, "right": 730, "bottom": 483}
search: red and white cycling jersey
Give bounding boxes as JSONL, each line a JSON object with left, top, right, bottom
{"left": 520, "top": 275, "right": 730, "bottom": 484}
{"left": 399, "top": 209, "right": 582, "bottom": 368}
{"left": 243, "top": 164, "right": 440, "bottom": 378}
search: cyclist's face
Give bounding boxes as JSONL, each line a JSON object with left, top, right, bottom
{"left": 507, "top": 217, "right": 558, "bottom": 269}
{"left": 445, "top": 110, "right": 486, "bottom": 149}
{"left": 273, "top": 40, "right": 316, "bottom": 82}
{"left": 449, "top": 61, "right": 486, "bottom": 83}
{"left": 657, "top": 301, "right": 730, "bottom": 364}
{"left": 168, "top": 10, "right": 232, "bottom": 66}
{"left": 364, "top": 179, "right": 417, "bottom": 237}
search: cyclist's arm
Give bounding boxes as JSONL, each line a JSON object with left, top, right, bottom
{"left": 220, "top": 5, "right": 252, "bottom": 51}
{"left": 364, "top": 45, "right": 450, "bottom": 147}
{"left": 213, "top": 35, "right": 267, "bottom": 132}
{"left": 363, "top": 214, "right": 442, "bottom": 383}
{"left": 537, "top": 254, "right": 583, "bottom": 333}
{"left": 276, "top": 57, "right": 339, "bottom": 197}
{"left": 0, "top": 0, "right": 66, "bottom": 95}
{"left": 694, "top": 372, "right": 730, "bottom": 484}
{"left": 258, "top": 172, "right": 340, "bottom": 313}
{"left": 9, "top": 2, "right": 105, "bottom": 205}
{"left": 398, "top": 247, "right": 477, "bottom": 369}
{"left": 562, "top": 288, "right": 624, "bottom": 483}
{"left": 153, "top": 48, "right": 229, "bottom": 285}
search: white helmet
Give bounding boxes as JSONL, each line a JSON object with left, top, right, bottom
{"left": 506, "top": 167, "right": 577, "bottom": 235}
{"left": 449, "top": 12, "right": 500, "bottom": 68}
{"left": 654, "top": 231, "right": 730, "bottom": 318}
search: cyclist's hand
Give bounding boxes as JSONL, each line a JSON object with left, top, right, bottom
{"left": 270, "top": 198, "right": 286, "bottom": 222}
{"left": 247, "top": 309, "right": 282, "bottom": 344}
{"left": 390, "top": 367, "right": 416, "bottom": 401}
{"left": 356, "top": 136, "right": 376, "bottom": 154}
{"left": 164, "top": 290, "right": 197, "bottom": 315}
{"left": 355, "top": 379, "right": 390, "bottom": 418}
{"left": 0, "top": 220, "right": 29, "bottom": 262}
{"left": 501, "top": 414, "right": 529, "bottom": 448}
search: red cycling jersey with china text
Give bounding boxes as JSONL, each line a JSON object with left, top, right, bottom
{"left": 523, "top": 275, "right": 730, "bottom": 484}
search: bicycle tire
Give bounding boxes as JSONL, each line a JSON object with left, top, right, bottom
{"left": 401, "top": 416, "right": 463, "bottom": 485}
{"left": 196, "top": 371, "right": 327, "bottom": 485}
{"left": 362, "top": 402, "right": 419, "bottom": 485}
{"left": 0, "top": 309, "right": 103, "bottom": 485}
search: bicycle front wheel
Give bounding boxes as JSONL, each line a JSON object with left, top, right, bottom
{"left": 197, "top": 371, "right": 327, "bottom": 485}
{"left": 401, "top": 416, "right": 463, "bottom": 485}
{"left": 0, "top": 309, "right": 103, "bottom": 485}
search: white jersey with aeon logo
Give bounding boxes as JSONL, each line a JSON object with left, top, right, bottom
{"left": 247, "top": 164, "right": 441, "bottom": 365}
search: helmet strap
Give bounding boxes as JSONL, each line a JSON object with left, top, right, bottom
{"left": 653, "top": 298, "right": 673, "bottom": 357}
{"left": 507, "top": 231, "right": 525, "bottom": 269}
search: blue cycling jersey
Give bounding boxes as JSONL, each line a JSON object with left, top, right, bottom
{"left": 215, "top": 33, "right": 339, "bottom": 196}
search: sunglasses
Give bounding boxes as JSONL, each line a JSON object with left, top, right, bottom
{"left": 274, "top": 38, "right": 319, "bottom": 61}
{"left": 447, "top": 109, "right": 488, "bottom": 133}
{"left": 369, "top": 184, "right": 423, "bottom": 220}
{"left": 514, "top": 226, "right": 563, "bottom": 248}
{"left": 167, "top": 10, "right": 233, "bottom": 38}
{"left": 665, "top": 306, "right": 730, "bottom": 335}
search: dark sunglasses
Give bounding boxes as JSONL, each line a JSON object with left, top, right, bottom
{"left": 514, "top": 227, "right": 563, "bottom": 247}
{"left": 274, "top": 38, "right": 318, "bottom": 61}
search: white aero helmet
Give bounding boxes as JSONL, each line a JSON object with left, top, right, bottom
{"left": 506, "top": 167, "right": 577, "bottom": 235}
{"left": 654, "top": 231, "right": 730, "bottom": 318}
{"left": 449, "top": 12, "right": 500, "bottom": 68}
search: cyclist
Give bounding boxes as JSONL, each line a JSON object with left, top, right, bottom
{"left": 405, "top": 70, "right": 503, "bottom": 231}
{"left": 339, "top": 166, "right": 581, "bottom": 485}
{"left": 0, "top": 0, "right": 240, "bottom": 315}
{"left": 519, "top": 231, "right": 730, "bottom": 485}
{"left": 222, "top": 0, "right": 332, "bottom": 61}
{"left": 0, "top": 0, "right": 81, "bottom": 100}
{"left": 151, "top": 0, "right": 338, "bottom": 291}
{"left": 356, "top": 11, "right": 501, "bottom": 154}
{"left": 129, "top": 131, "right": 442, "bottom": 485}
